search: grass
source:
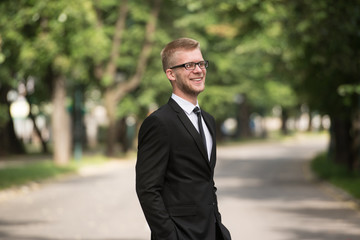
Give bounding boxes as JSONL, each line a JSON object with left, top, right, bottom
{"left": 0, "top": 154, "right": 111, "bottom": 191}
{"left": 311, "top": 152, "right": 360, "bottom": 199}
{"left": 220, "top": 130, "right": 329, "bottom": 146}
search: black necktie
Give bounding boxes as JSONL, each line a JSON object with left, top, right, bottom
{"left": 193, "top": 107, "right": 207, "bottom": 150}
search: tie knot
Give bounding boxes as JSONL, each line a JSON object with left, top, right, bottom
{"left": 193, "top": 107, "right": 201, "bottom": 115}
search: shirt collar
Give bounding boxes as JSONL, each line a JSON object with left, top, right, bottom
{"left": 171, "top": 93, "right": 199, "bottom": 115}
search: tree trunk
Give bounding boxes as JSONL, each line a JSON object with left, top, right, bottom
{"left": 352, "top": 110, "right": 360, "bottom": 171}
{"left": 117, "top": 117, "right": 127, "bottom": 153}
{"left": 235, "top": 94, "right": 251, "bottom": 138}
{"left": 27, "top": 98, "right": 48, "bottom": 154}
{"left": 104, "top": 91, "right": 118, "bottom": 156}
{"left": 0, "top": 84, "right": 25, "bottom": 156}
{"left": 51, "top": 75, "right": 71, "bottom": 165}
{"left": 330, "top": 116, "right": 353, "bottom": 170}
{"left": 281, "top": 107, "right": 289, "bottom": 135}
{"left": 307, "top": 107, "right": 313, "bottom": 132}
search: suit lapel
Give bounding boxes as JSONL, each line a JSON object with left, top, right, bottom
{"left": 168, "top": 99, "right": 210, "bottom": 166}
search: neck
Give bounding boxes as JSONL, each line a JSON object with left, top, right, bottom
{"left": 173, "top": 91, "right": 198, "bottom": 105}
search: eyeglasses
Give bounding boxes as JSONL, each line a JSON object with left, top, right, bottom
{"left": 170, "top": 60, "right": 209, "bottom": 70}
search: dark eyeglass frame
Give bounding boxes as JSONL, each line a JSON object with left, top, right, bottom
{"left": 169, "top": 60, "right": 209, "bottom": 70}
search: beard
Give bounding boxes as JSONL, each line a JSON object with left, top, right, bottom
{"left": 178, "top": 80, "right": 203, "bottom": 97}
{"left": 175, "top": 74, "right": 205, "bottom": 98}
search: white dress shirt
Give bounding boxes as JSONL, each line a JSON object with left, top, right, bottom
{"left": 171, "top": 93, "right": 213, "bottom": 160}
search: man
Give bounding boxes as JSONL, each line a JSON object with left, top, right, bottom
{"left": 136, "top": 38, "right": 231, "bottom": 240}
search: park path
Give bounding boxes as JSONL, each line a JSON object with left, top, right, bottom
{"left": 0, "top": 134, "right": 359, "bottom": 240}
{"left": 216, "top": 134, "right": 360, "bottom": 240}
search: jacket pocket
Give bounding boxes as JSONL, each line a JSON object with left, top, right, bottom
{"left": 168, "top": 205, "right": 197, "bottom": 217}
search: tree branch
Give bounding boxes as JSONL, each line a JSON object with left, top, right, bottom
{"left": 114, "top": 0, "right": 162, "bottom": 102}
{"left": 105, "top": 0, "right": 129, "bottom": 79}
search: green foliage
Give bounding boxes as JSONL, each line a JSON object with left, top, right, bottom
{"left": 281, "top": 0, "right": 360, "bottom": 116}
{"left": 116, "top": 95, "right": 140, "bottom": 119}
{"left": 338, "top": 84, "right": 360, "bottom": 96}
{"left": 0, "top": 154, "right": 110, "bottom": 190}
{"left": 137, "top": 0, "right": 300, "bottom": 121}
{"left": 199, "top": 85, "right": 239, "bottom": 121}
{"left": 0, "top": 161, "right": 76, "bottom": 190}
{"left": 0, "top": 0, "right": 108, "bottom": 90}
{"left": 265, "top": 81, "right": 296, "bottom": 108}
{"left": 312, "top": 153, "right": 350, "bottom": 179}
{"left": 129, "top": 0, "right": 151, "bottom": 22}
{"left": 311, "top": 153, "right": 360, "bottom": 199}
{"left": 1, "top": 0, "right": 359, "bottom": 158}
{"left": 2, "top": 0, "right": 298, "bottom": 123}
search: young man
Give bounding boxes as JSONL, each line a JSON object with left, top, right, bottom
{"left": 136, "top": 38, "right": 231, "bottom": 240}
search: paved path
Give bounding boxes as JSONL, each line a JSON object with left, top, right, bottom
{"left": 0, "top": 135, "right": 359, "bottom": 240}
{"left": 216, "top": 135, "right": 360, "bottom": 240}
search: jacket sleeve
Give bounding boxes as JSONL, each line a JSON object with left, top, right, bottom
{"left": 136, "top": 114, "right": 177, "bottom": 239}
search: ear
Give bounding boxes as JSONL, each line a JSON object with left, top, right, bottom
{"left": 166, "top": 69, "right": 176, "bottom": 82}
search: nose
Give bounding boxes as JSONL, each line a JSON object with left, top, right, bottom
{"left": 193, "top": 64, "right": 202, "bottom": 73}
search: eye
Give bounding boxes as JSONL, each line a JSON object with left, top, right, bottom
{"left": 185, "top": 62, "right": 195, "bottom": 69}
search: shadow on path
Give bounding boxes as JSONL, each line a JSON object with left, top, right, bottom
{"left": 215, "top": 139, "right": 360, "bottom": 239}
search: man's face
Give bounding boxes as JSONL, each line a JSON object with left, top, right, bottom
{"left": 167, "top": 48, "right": 206, "bottom": 99}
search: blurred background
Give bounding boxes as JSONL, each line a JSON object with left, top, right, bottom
{"left": 0, "top": 0, "right": 359, "bottom": 171}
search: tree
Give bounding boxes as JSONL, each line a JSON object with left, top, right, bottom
{"left": 0, "top": 0, "right": 107, "bottom": 164}
{"left": 279, "top": 0, "right": 360, "bottom": 170}
{"left": 92, "top": 0, "right": 162, "bottom": 156}
{"left": 0, "top": 1, "right": 34, "bottom": 156}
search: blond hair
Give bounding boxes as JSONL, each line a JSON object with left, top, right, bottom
{"left": 160, "top": 38, "right": 200, "bottom": 72}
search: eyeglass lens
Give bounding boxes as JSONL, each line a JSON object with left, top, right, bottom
{"left": 185, "top": 61, "right": 208, "bottom": 70}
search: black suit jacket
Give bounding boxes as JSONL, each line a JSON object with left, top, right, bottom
{"left": 136, "top": 98, "right": 231, "bottom": 240}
